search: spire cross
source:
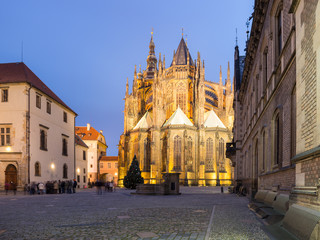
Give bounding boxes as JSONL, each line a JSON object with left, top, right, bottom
{"left": 151, "top": 27, "right": 154, "bottom": 36}
{"left": 236, "top": 28, "right": 238, "bottom": 45}
{"left": 182, "top": 27, "right": 184, "bottom": 37}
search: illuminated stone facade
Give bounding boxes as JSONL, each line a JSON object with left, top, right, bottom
{"left": 118, "top": 35, "right": 234, "bottom": 187}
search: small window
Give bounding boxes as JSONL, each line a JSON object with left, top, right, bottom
{"left": 63, "top": 164, "right": 68, "bottom": 179}
{"left": 40, "top": 129, "right": 47, "bottom": 151}
{"left": 100, "top": 163, "right": 104, "bottom": 169}
{"left": 0, "top": 127, "right": 11, "bottom": 146}
{"left": 83, "top": 168, "right": 86, "bottom": 174}
{"left": 63, "top": 112, "right": 67, "bottom": 123}
{"left": 62, "top": 138, "right": 68, "bottom": 156}
{"left": 77, "top": 175, "right": 80, "bottom": 183}
{"left": 46, "top": 101, "right": 51, "bottom": 114}
{"left": 83, "top": 176, "right": 86, "bottom": 183}
{"left": 1, "top": 89, "right": 8, "bottom": 102}
{"left": 115, "top": 163, "right": 118, "bottom": 169}
{"left": 36, "top": 95, "right": 41, "bottom": 109}
{"left": 83, "top": 150, "right": 86, "bottom": 160}
{"left": 35, "top": 162, "right": 41, "bottom": 176}
{"left": 108, "top": 163, "right": 111, "bottom": 168}
{"left": 90, "top": 164, "right": 93, "bottom": 168}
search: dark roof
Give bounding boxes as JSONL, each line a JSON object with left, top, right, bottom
{"left": 75, "top": 135, "right": 88, "bottom": 148}
{"left": 100, "top": 156, "right": 118, "bottom": 162}
{"left": 0, "top": 62, "right": 76, "bottom": 114}
{"left": 171, "top": 38, "right": 194, "bottom": 66}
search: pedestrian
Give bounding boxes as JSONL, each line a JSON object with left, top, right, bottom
{"left": 58, "top": 180, "right": 62, "bottom": 194}
{"left": 72, "top": 179, "right": 77, "bottom": 193}
{"left": 53, "top": 181, "right": 58, "bottom": 194}
{"left": 61, "top": 181, "right": 65, "bottom": 194}
{"left": 104, "top": 181, "right": 109, "bottom": 192}
{"left": 38, "top": 182, "right": 44, "bottom": 194}
{"left": 96, "top": 180, "right": 102, "bottom": 195}
{"left": 11, "top": 181, "right": 16, "bottom": 195}
{"left": 4, "top": 182, "right": 9, "bottom": 195}
{"left": 23, "top": 184, "right": 28, "bottom": 195}
{"left": 109, "top": 181, "right": 114, "bottom": 192}
{"left": 68, "top": 180, "right": 72, "bottom": 194}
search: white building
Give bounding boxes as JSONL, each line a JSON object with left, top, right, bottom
{"left": 75, "top": 124, "right": 107, "bottom": 183}
{"left": 75, "top": 135, "right": 88, "bottom": 188}
{"left": 0, "top": 62, "right": 76, "bottom": 189}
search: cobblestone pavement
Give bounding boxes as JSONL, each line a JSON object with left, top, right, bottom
{"left": 0, "top": 187, "right": 269, "bottom": 240}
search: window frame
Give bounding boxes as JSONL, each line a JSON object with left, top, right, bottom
{"left": 1, "top": 88, "right": 8, "bottom": 102}
{"left": 36, "top": 94, "right": 42, "bottom": 109}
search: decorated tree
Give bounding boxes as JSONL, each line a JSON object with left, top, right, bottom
{"left": 124, "top": 155, "right": 144, "bottom": 189}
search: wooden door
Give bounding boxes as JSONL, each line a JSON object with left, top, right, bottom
{"left": 5, "top": 164, "right": 17, "bottom": 190}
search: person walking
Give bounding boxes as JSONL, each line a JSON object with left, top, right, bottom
{"left": 109, "top": 181, "right": 114, "bottom": 192}
{"left": 61, "top": 181, "right": 65, "bottom": 194}
{"left": 38, "top": 182, "right": 44, "bottom": 194}
{"left": 4, "top": 182, "right": 9, "bottom": 195}
{"left": 53, "top": 181, "right": 58, "bottom": 194}
{"left": 58, "top": 180, "right": 62, "bottom": 194}
{"left": 11, "top": 181, "right": 16, "bottom": 195}
{"left": 72, "top": 179, "right": 77, "bottom": 193}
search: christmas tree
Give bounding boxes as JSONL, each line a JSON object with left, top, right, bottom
{"left": 123, "top": 155, "right": 144, "bottom": 189}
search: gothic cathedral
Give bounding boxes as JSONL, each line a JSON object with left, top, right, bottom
{"left": 118, "top": 34, "right": 234, "bottom": 186}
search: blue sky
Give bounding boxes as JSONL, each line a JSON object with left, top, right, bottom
{"left": 0, "top": 0, "right": 253, "bottom": 155}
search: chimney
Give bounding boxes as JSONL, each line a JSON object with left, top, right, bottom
{"left": 100, "top": 130, "right": 103, "bottom": 134}
{"left": 87, "top": 123, "right": 90, "bottom": 131}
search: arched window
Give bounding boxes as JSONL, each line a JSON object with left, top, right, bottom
{"left": 176, "top": 82, "right": 186, "bottom": 113}
{"left": 205, "top": 138, "right": 214, "bottom": 172}
{"left": 186, "top": 137, "right": 193, "bottom": 172}
{"left": 219, "top": 138, "right": 225, "bottom": 172}
{"left": 143, "top": 138, "right": 151, "bottom": 172}
{"left": 35, "top": 162, "right": 41, "bottom": 176}
{"left": 63, "top": 164, "right": 68, "bottom": 179}
{"left": 162, "top": 136, "right": 167, "bottom": 172}
{"left": 173, "top": 135, "right": 182, "bottom": 171}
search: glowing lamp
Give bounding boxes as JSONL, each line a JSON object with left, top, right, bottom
{"left": 51, "top": 163, "right": 55, "bottom": 169}
{"left": 77, "top": 168, "right": 80, "bottom": 173}
{"left": 115, "top": 172, "right": 118, "bottom": 176}
{"left": 6, "top": 146, "right": 11, "bottom": 152}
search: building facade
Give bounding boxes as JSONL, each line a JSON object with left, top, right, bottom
{"left": 75, "top": 135, "right": 88, "bottom": 188}
{"left": 118, "top": 35, "right": 234, "bottom": 187}
{"left": 290, "top": 0, "right": 320, "bottom": 210}
{"left": 75, "top": 123, "right": 107, "bottom": 183}
{"left": 229, "top": 0, "right": 296, "bottom": 197}
{"left": 100, "top": 156, "right": 118, "bottom": 186}
{"left": 0, "top": 62, "right": 76, "bottom": 190}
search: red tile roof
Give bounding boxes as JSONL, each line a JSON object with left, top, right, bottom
{"left": 0, "top": 62, "right": 76, "bottom": 114}
{"left": 75, "top": 135, "right": 88, "bottom": 148}
{"left": 100, "top": 156, "right": 118, "bottom": 161}
{"left": 75, "top": 126, "right": 101, "bottom": 141}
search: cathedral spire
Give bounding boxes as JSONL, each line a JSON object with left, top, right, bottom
{"left": 163, "top": 54, "right": 165, "bottom": 69}
{"left": 126, "top": 77, "right": 129, "bottom": 96}
{"left": 146, "top": 29, "right": 157, "bottom": 79}
{"left": 134, "top": 65, "right": 137, "bottom": 80}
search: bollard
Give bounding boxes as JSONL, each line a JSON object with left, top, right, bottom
{"left": 221, "top": 186, "right": 224, "bottom": 193}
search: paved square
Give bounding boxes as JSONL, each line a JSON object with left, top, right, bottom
{"left": 0, "top": 187, "right": 268, "bottom": 239}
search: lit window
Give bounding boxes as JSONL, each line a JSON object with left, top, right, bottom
{"left": 173, "top": 135, "right": 182, "bottom": 171}
{"left": 205, "top": 138, "right": 214, "bottom": 172}
{"left": 0, "top": 127, "right": 11, "bottom": 146}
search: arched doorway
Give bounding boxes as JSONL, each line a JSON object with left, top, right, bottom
{"left": 5, "top": 164, "right": 17, "bottom": 190}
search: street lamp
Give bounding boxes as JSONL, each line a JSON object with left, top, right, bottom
{"left": 51, "top": 163, "right": 55, "bottom": 169}
{"left": 6, "top": 146, "right": 11, "bottom": 152}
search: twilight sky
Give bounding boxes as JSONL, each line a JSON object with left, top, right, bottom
{"left": 0, "top": 0, "right": 253, "bottom": 156}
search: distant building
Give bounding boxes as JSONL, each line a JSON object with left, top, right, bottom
{"left": 118, "top": 35, "right": 234, "bottom": 187}
{"left": 75, "top": 124, "right": 107, "bottom": 183}
{"left": 99, "top": 156, "right": 118, "bottom": 186}
{"left": 0, "top": 62, "right": 76, "bottom": 189}
{"left": 75, "top": 135, "right": 88, "bottom": 188}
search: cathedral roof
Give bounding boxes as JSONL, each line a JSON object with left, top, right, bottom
{"left": 171, "top": 38, "right": 194, "bottom": 66}
{"left": 204, "top": 110, "right": 226, "bottom": 128}
{"left": 133, "top": 111, "right": 153, "bottom": 130}
{"left": 163, "top": 106, "right": 193, "bottom": 127}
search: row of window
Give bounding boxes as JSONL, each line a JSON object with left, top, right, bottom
{"left": 100, "top": 162, "right": 118, "bottom": 169}
{"left": 40, "top": 128, "right": 69, "bottom": 156}
{"left": 36, "top": 93, "right": 68, "bottom": 123}
{"left": 35, "top": 162, "right": 69, "bottom": 178}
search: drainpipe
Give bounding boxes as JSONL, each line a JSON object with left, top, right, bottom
{"left": 74, "top": 116, "right": 76, "bottom": 179}
{"left": 27, "top": 84, "right": 32, "bottom": 184}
